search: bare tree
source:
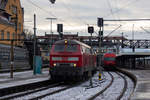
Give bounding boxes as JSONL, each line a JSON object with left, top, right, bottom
{"left": 23, "top": 29, "right": 34, "bottom": 40}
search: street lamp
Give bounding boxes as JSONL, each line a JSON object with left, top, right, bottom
{"left": 46, "top": 18, "right": 57, "bottom": 45}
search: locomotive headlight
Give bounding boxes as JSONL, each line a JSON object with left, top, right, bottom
{"left": 73, "top": 64, "right": 77, "bottom": 67}
{"left": 68, "top": 57, "right": 79, "bottom": 61}
{"left": 53, "top": 63, "right": 56, "bottom": 66}
{"left": 52, "top": 57, "right": 62, "bottom": 61}
{"left": 65, "top": 40, "right": 68, "bottom": 44}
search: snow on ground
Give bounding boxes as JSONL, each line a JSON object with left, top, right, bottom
{"left": 0, "top": 68, "right": 50, "bottom": 89}
{"left": 41, "top": 72, "right": 112, "bottom": 100}
{"left": 13, "top": 86, "right": 66, "bottom": 100}
{"left": 94, "top": 72, "right": 124, "bottom": 100}
{"left": 0, "top": 70, "right": 134, "bottom": 100}
{"left": 121, "top": 73, "right": 134, "bottom": 100}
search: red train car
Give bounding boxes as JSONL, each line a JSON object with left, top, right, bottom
{"left": 49, "top": 39, "right": 97, "bottom": 80}
{"left": 102, "top": 52, "right": 116, "bottom": 70}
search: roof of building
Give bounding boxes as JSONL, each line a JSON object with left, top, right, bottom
{"left": 0, "top": 15, "right": 14, "bottom": 26}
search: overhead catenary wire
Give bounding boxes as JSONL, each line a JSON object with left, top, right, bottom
{"left": 103, "top": 0, "right": 140, "bottom": 18}
{"left": 28, "top": 0, "right": 56, "bottom": 18}
{"left": 27, "top": 0, "right": 76, "bottom": 27}
{"left": 140, "top": 27, "right": 150, "bottom": 34}
{"left": 61, "top": 0, "right": 88, "bottom": 25}
{"left": 104, "top": 25, "right": 122, "bottom": 38}
{"left": 104, "top": 18, "right": 150, "bottom": 21}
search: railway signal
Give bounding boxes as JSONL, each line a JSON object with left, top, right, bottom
{"left": 88, "top": 26, "right": 94, "bottom": 47}
{"left": 97, "top": 18, "right": 104, "bottom": 27}
{"left": 49, "top": 0, "right": 56, "bottom": 4}
{"left": 88, "top": 26, "right": 94, "bottom": 33}
{"left": 57, "top": 24, "right": 63, "bottom": 39}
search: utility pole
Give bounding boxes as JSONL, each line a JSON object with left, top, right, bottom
{"left": 33, "top": 14, "right": 37, "bottom": 75}
{"left": 10, "top": 40, "right": 14, "bottom": 78}
{"left": 46, "top": 18, "right": 57, "bottom": 45}
{"left": 97, "top": 18, "right": 104, "bottom": 81}
{"left": 122, "top": 32, "right": 124, "bottom": 48}
{"left": 10, "top": 8, "right": 18, "bottom": 78}
{"left": 97, "top": 18, "right": 104, "bottom": 66}
{"left": 132, "top": 24, "right": 135, "bottom": 52}
{"left": 88, "top": 26, "right": 94, "bottom": 87}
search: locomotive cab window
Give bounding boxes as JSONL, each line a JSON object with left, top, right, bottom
{"left": 104, "top": 57, "right": 115, "bottom": 61}
{"left": 54, "top": 44, "right": 78, "bottom": 52}
{"left": 54, "top": 45, "right": 65, "bottom": 52}
{"left": 66, "top": 45, "right": 78, "bottom": 52}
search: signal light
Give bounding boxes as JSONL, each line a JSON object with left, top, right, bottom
{"left": 53, "top": 63, "right": 56, "bottom": 66}
{"left": 73, "top": 64, "right": 77, "bottom": 67}
{"left": 97, "top": 18, "right": 103, "bottom": 27}
{"left": 57, "top": 24, "right": 63, "bottom": 33}
{"left": 88, "top": 26, "right": 94, "bottom": 33}
{"left": 49, "top": 0, "right": 56, "bottom": 4}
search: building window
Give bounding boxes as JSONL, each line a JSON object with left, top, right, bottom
{"left": 11, "top": 5, "right": 17, "bottom": 14}
{"left": 19, "top": 23, "right": 21, "bottom": 32}
{"left": 13, "top": 32, "right": 15, "bottom": 39}
{"left": 7, "top": 32, "right": 10, "bottom": 39}
{"left": 18, "top": 34, "right": 21, "bottom": 39}
{"left": 1, "top": 30, "right": 4, "bottom": 39}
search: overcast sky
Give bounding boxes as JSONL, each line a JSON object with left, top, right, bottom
{"left": 21, "top": 0, "right": 150, "bottom": 39}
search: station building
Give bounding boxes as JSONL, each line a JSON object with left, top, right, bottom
{"left": 0, "top": 0, "right": 24, "bottom": 46}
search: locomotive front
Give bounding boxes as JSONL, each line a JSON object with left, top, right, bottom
{"left": 103, "top": 52, "right": 116, "bottom": 70}
{"left": 49, "top": 40, "right": 83, "bottom": 80}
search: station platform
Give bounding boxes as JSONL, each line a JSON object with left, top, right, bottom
{"left": 0, "top": 68, "right": 50, "bottom": 90}
{"left": 125, "top": 69, "right": 150, "bottom": 100}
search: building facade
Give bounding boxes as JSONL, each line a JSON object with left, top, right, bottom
{"left": 0, "top": 0, "right": 24, "bottom": 46}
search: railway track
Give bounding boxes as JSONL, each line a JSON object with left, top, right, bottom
{"left": 0, "top": 70, "right": 135, "bottom": 100}
{"left": 116, "top": 72, "right": 128, "bottom": 100}
{"left": 87, "top": 72, "right": 114, "bottom": 100}
{"left": 0, "top": 82, "right": 62, "bottom": 100}
{"left": 88, "top": 71, "right": 132, "bottom": 100}
{"left": 1, "top": 81, "right": 81, "bottom": 100}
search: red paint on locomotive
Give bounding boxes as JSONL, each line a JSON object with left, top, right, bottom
{"left": 49, "top": 39, "right": 97, "bottom": 80}
{"left": 103, "top": 52, "right": 116, "bottom": 67}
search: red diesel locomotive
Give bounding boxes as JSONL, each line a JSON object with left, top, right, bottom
{"left": 49, "top": 39, "right": 97, "bottom": 80}
{"left": 102, "top": 52, "right": 116, "bottom": 70}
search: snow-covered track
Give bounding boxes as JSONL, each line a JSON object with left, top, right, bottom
{"left": 116, "top": 68, "right": 137, "bottom": 100}
{"left": 0, "top": 80, "right": 54, "bottom": 98}
{"left": 88, "top": 70, "right": 134, "bottom": 100}
{"left": 115, "top": 72, "right": 128, "bottom": 100}
{"left": 28, "top": 85, "right": 72, "bottom": 100}
{"left": 11, "top": 82, "right": 81, "bottom": 100}
{"left": 87, "top": 72, "right": 114, "bottom": 100}
{"left": 0, "top": 82, "right": 62, "bottom": 100}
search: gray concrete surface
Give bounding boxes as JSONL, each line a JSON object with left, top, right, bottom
{"left": 127, "top": 69, "right": 150, "bottom": 100}
{"left": 0, "top": 68, "right": 50, "bottom": 89}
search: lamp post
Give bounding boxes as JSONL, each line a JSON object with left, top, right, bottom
{"left": 132, "top": 24, "right": 135, "bottom": 52}
{"left": 46, "top": 18, "right": 57, "bottom": 45}
{"left": 33, "top": 14, "right": 36, "bottom": 75}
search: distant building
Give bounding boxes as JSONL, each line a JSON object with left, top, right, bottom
{"left": 0, "top": 0, "right": 24, "bottom": 46}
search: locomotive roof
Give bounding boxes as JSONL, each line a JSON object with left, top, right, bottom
{"left": 54, "top": 39, "right": 91, "bottom": 48}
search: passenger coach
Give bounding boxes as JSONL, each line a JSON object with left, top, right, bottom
{"left": 49, "top": 39, "right": 97, "bottom": 80}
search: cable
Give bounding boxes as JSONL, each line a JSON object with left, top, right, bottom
{"left": 28, "top": 0, "right": 56, "bottom": 17}
{"left": 104, "top": 18, "right": 150, "bottom": 21}
{"left": 103, "top": 0, "right": 140, "bottom": 18}
{"left": 61, "top": 0, "right": 88, "bottom": 25}
{"left": 106, "top": 0, "right": 116, "bottom": 19}
{"left": 104, "top": 25, "right": 122, "bottom": 38}
{"left": 27, "top": 0, "right": 76, "bottom": 27}
{"left": 140, "top": 27, "right": 150, "bottom": 34}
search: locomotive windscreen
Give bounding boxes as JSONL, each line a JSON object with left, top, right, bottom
{"left": 54, "top": 44, "right": 78, "bottom": 52}
{"left": 104, "top": 57, "right": 115, "bottom": 61}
